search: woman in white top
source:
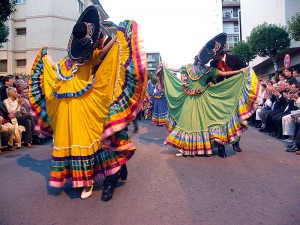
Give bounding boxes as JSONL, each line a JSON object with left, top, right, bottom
{"left": 3, "top": 87, "right": 35, "bottom": 147}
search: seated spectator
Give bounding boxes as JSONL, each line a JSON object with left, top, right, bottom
{"left": 253, "top": 83, "right": 268, "bottom": 128}
{"left": 0, "top": 116, "right": 17, "bottom": 152}
{"left": 277, "top": 73, "right": 286, "bottom": 85}
{"left": 15, "top": 79, "right": 25, "bottom": 94}
{"left": 286, "top": 116, "right": 300, "bottom": 155}
{"left": 282, "top": 86, "right": 300, "bottom": 142}
{"left": 272, "top": 83, "right": 300, "bottom": 139}
{"left": 259, "top": 82, "right": 287, "bottom": 133}
{"left": 18, "top": 87, "right": 48, "bottom": 144}
{"left": 0, "top": 102, "right": 22, "bottom": 150}
{"left": 3, "top": 87, "right": 35, "bottom": 148}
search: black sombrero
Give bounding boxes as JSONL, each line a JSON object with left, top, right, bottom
{"left": 67, "top": 5, "right": 102, "bottom": 60}
{"left": 197, "top": 33, "right": 227, "bottom": 65}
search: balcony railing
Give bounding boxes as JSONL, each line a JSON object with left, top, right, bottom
{"left": 222, "top": 0, "right": 240, "bottom": 7}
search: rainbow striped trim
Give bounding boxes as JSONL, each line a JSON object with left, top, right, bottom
{"left": 102, "top": 20, "right": 147, "bottom": 139}
{"left": 165, "top": 68, "right": 261, "bottom": 155}
{"left": 29, "top": 47, "right": 53, "bottom": 137}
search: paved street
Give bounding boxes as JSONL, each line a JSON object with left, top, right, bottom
{"left": 0, "top": 120, "right": 299, "bottom": 225}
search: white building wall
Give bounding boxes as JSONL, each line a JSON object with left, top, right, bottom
{"left": 0, "top": 0, "right": 104, "bottom": 76}
{"left": 241, "top": 0, "right": 300, "bottom": 67}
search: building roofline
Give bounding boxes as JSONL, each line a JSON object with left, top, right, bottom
{"left": 92, "top": 0, "right": 109, "bottom": 19}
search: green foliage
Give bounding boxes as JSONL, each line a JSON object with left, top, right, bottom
{"left": 0, "top": 0, "right": 16, "bottom": 47}
{"left": 0, "top": 23, "right": 9, "bottom": 47}
{"left": 287, "top": 12, "right": 300, "bottom": 41}
{"left": 247, "top": 22, "right": 290, "bottom": 59}
{"left": 231, "top": 41, "right": 256, "bottom": 64}
{"left": 0, "top": 0, "right": 16, "bottom": 22}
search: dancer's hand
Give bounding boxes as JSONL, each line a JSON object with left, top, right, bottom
{"left": 239, "top": 67, "right": 247, "bottom": 73}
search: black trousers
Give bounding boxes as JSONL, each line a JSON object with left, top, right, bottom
{"left": 16, "top": 114, "right": 35, "bottom": 144}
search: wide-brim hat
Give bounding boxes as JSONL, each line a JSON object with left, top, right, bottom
{"left": 197, "top": 33, "right": 227, "bottom": 65}
{"left": 67, "top": 5, "right": 102, "bottom": 60}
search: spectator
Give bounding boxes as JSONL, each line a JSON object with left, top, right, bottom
{"left": 3, "top": 87, "right": 35, "bottom": 148}
{"left": 292, "top": 69, "right": 300, "bottom": 83}
{"left": 0, "top": 102, "right": 22, "bottom": 149}
{"left": 15, "top": 79, "right": 25, "bottom": 94}
{"left": 0, "top": 75, "right": 14, "bottom": 101}
{"left": 286, "top": 116, "right": 300, "bottom": 155}
{"left": 277, "top": 73, "right": 286, "bottom": 86}
{"left": 284, "top": 68, "right": 297, "bottom": 84}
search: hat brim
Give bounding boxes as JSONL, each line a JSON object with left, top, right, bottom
{"left": 197, "top": 33, "right": 227, "bottom": 65}
{"left": 68, "top": 5, "right": 102, "bottom": 60}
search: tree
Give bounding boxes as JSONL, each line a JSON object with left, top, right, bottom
{"left": 0, "top": 0, "right": 16, "bottom": 47}
{"left": 287, "top": 12, "right": 300, "bottom": 41}
{"left": 231, "top": 41, "right": 256, "bottom": 65}
{"left": 247, "top": 22, "right": 290, "bottom": 75}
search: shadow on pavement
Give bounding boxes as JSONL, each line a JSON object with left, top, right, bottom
{"left": 17, "top": 153, "right": 125, "bottom": 199}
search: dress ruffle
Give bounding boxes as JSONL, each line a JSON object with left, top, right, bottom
{"left": 101, "top": 20, "right": 148, "bottom": 140}
{"left": 163, "top": 67, "right": 261, "bottom": 155}
{"left": 29, "top": 47, "right": 53, "bottom": 137}
{"left": 29, "top": 20, "right": 147, "bottom": 188}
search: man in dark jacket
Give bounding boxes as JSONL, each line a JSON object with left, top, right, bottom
{"left": 210, "top": 50, "right": 247, "bottom": 153}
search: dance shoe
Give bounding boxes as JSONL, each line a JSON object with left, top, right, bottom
{"left": 81, "top": 185, "right": 93, "bottom": 200}
{"left": 232, "top": 143, "right": 242, "bottom": 152}
{"left": 218, "top": 145, "right": 227, "bottom": 158}
{"left": 101, "top": 173, "right": 119, "bottom": 202}
{"left": 119, "top": 164, "right": 128, "bottom": 180}
{"left": 286, "top": 145, "right": 299, "bottom": 152}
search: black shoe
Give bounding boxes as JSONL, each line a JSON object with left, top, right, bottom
{"left": 232, "top": 144, "right": 242, "bottom": 152}
{"left": 276, "top": 134, "right": 283, "bottom": 139}
{"left": 218, "top": 144, "right": 227, "bottom": 158}
{"left": 133, "top": 120, "right": 139, "bottom": 133}
{"left": 258, "top": 128, "right": 266, "bottom": 132}
{"left": 119, "top": 164, "right": 128, "bottom": 180}
{"left": 101, "top": 173, "right": 119, "bottom": 202}
{"left": 255, "top": 122, "right": 262, "bottom": 128}
{"left": 286, "top": 144, "right": 295, "bottom": 148}
{"left": 286, "top": 145, "right": 299, "bottom": 152}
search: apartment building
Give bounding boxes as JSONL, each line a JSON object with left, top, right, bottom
{"left": 0, "top": 0, "right": 112, "bottom": 76}
{"left": 147, "top": 52, "right": 162, "bottom": 75}
{"left": 222, "top": 0, "right": 242, "bottom": 51}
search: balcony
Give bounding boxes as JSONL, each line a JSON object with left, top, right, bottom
{"left": 222, "top": 0, "right": 240, "bottom": 7}
{"left": 223, "top": 12, "right": 239, "bottom": 22}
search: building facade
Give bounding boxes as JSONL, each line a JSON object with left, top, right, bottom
{"left": 147, "top": 52, "right": 162, "bottom": 76}
{"left": 240, "top": 0, "right": 300, "bottom": 78}
{"left": 0, "top": 0, "right": 111, "bottom": 76}
{"left": 222, "top": 0, "right": 242, "bottom": 51}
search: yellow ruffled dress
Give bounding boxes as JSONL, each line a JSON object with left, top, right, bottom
{"left": 29, "top": 20, "right": 147, "bottom": 188}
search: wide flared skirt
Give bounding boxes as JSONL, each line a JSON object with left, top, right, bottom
{"left": 29, "top": 20, "right": 147, "bottom": 187}
{"left": 163, "top": 67, "right": 261, "bottom": 155}
{"left": 152, "top": 96, "right": 168, "bottom": 126}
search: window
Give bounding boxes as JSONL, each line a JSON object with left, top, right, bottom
{"left": 16, "top": 0, "right": 26, "bottom": 4}
{"left": 148, "top": 55, "right": 153, "bottom": 60}
{"left": 234, "top": 22, "right": 239, "bottom": 32}
{"left": 16, "top": 28, "right": 26, "bottom": 35}
{"left": 16, "top": 59, "right": 26, "bottom": 67}
{"left": 226, "top": 35, "right": 240, "bottom": 49}
{"left": 232, "top": 8, "right": 239, "bottom": 18}
{"left": 0, "top": 60, "right": 8, "bottom": 73}
{"left": 78, "top": 0, "right": 84, "bottom": 14}
{"left": 148, "top": 63, "right": 153, "bottom": 68}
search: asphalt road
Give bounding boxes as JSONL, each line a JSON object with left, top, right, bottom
{"left": 0, "top": 120, "right": 299, "bottom": 225}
